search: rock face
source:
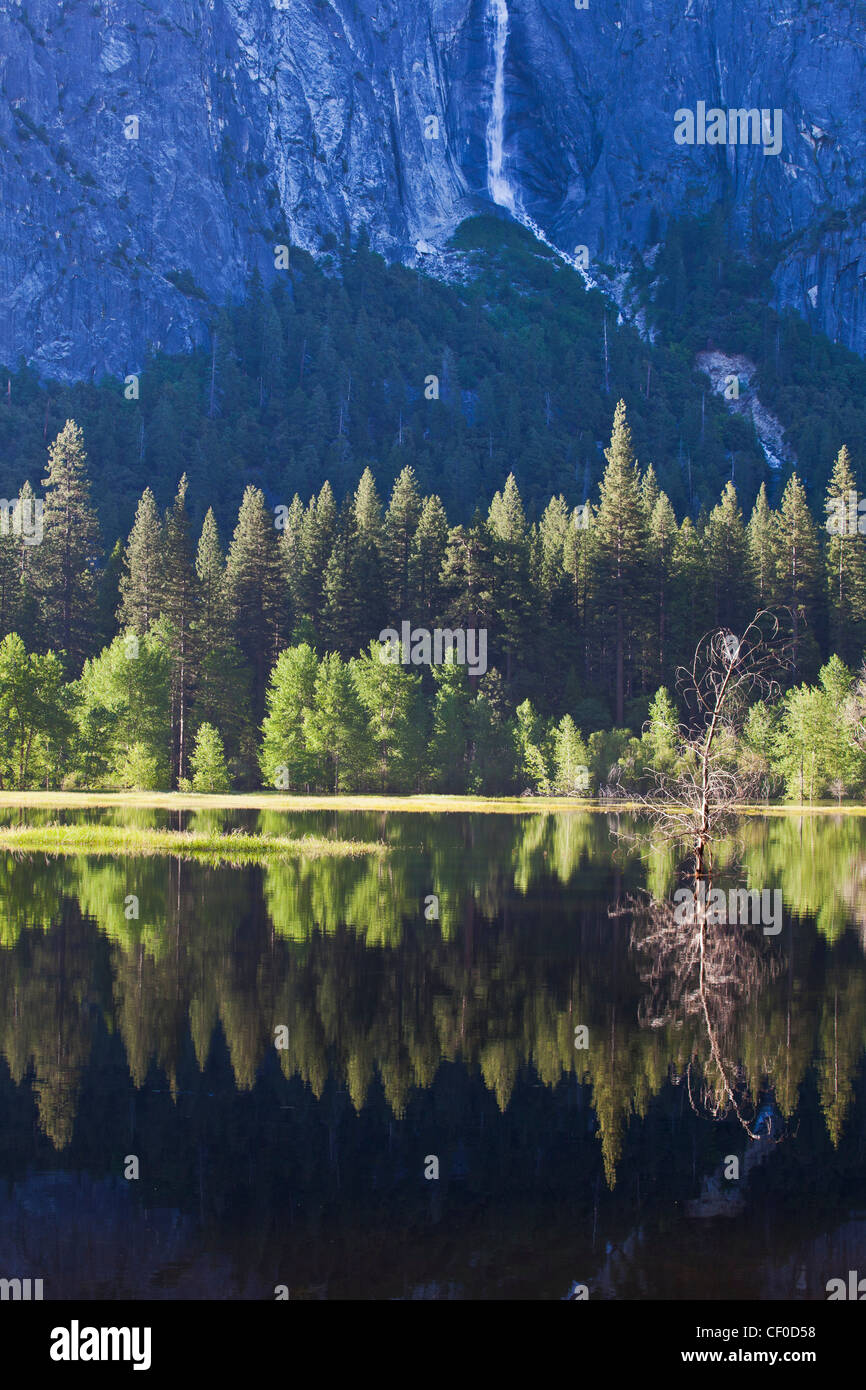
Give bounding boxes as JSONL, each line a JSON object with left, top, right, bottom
{"left": 1, "top": 0, "right": 865, "bottom": 379}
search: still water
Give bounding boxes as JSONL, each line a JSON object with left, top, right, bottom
{"left": 1, "top": 808, "right": 865, "bottom": 1300}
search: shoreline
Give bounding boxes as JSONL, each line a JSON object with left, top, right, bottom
{"left": 0, "top": 790, "right": 863, "bottom": 816}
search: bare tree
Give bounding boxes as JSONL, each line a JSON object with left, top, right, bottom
{"left": 617, "top": 610, "right": 790, "bottom": 878}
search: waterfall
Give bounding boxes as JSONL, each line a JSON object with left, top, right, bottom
{"left": 483, "top": 0, "right": 594, "bottom": 290}
{"left": 485, "top": 0, "right": 517, "bottom": 214}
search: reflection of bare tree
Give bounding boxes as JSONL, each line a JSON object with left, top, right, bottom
{"left": 625, "top": 890, "right": 784, "bottom": 1138}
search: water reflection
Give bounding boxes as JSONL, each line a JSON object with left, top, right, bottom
{"left": 0, "top": 809, "right": 865, "bottom": 1298}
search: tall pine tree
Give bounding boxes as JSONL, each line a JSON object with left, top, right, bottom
{"left": 37, "top": 420, "right": 100, "bottom": 671}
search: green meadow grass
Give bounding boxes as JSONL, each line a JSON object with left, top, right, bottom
{"left": 0, "top": 821, "right": 386, "bottom": 864}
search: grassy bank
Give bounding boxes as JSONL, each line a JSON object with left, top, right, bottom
{"left": 0, "top": 791, "right": 864, "bottom": 816}
{"left": 0, "top": 822, "right": 386, "bottom": 864}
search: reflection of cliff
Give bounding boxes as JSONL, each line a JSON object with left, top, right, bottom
{"left": 587, "top": 1215, "right": 866, "bottom": 1302}
{"left": 0, "top": 811, "right": 865, "bottom": 1187}
{"left": 0, "top": 1172, "right": 214, "bottom": 1300}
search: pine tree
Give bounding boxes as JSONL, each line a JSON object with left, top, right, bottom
{"left": 159, "top": 475, "right": 199, "bottom": 784}
{"left": 471, "top": 669, "right": 516, "bottom": 793}
{"left": 303, "top": 652, "right": 371, "bottom": 792}
{"left": 383, "top": 465, "right": 422, "bottom": 615}
{"left": 670, "top": 516, "right": 712, "bottom": 670}
{"left": 563, "top": 501, "right": 594, "bottom": 677}
{"left": 277, "top": 494, "right": 305, "bottom": 614}
{"left": 646, "top": 491, "right": 678, "bottom": 689}
{"left": 592, "top": 401, "right": 649, "bottom": 724}
{"left": 296, "top": 481, "right": 336, "bottom": 627}
{"left": 117, "top": 487, "right": 163, "bottom": 634}
{"left": 705, "top": 480, "right": 750, "bottom": 630}
{"left": 353, "top": 467, "right": 387, "bottom": 638}
{"left": 409, "top": 494, "right": 448, "bottom": 627}
{"left": 0, "top": 526, "right": 20, "bottom": 640}
{"left": 746, "top": 483, "right": 780, "bottom": 609}
{"left": 825, "top": 445, "right": 866, "bottom": 665}
{"left": 775, "top": 472, "right": 821, "bottom": 683}
{"left": 259, "top": 643, "right": 321, "bottom": 790}
{"left": 352, "top": 640, "right": 425, "bottom": 791}
{"left": 36, "top": 420, "right": 100, "bottom": 670}
{"left": 552, "top": 714, "right": 590, "bottom": 794}
{"left": 322, "top": 498, "right": 365, "bottom": 655}
{"left": 428, "top": 652, "right": 474, "bottom": 792}
{"left": 11, "top": 482, "right": 40, "bottom": 654}
{"left": 193, "top": 508, "right": 252, "bottom": 770}
{"left": 189, "top": 723, "right": 231, "bottom": 792}
{"left": 440, "top": 514, "right": 495, "bottom": 634}
{"left": 226, "top": 485, "right": 287, "bottom": 720}
{"left": 487, "top": 473, "right": 530, "bottom": 684}
{"left": 643, "top": 686, "right": 679, "bottom": 772}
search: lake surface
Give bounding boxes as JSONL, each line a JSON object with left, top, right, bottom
{"left": 1, "top": 808, "right": 865, "bottom": 1300}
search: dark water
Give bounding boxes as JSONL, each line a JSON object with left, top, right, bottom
{"left": 1, "top": 808, "right": 865, "bottom": 1300}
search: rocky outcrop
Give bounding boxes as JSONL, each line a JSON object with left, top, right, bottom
{"left": 1, "top": 0, "right": 865, "bottom": 380}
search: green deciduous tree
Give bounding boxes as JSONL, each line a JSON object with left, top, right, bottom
{"left": 0, "top": 633, "right": 69, "bottom": 789}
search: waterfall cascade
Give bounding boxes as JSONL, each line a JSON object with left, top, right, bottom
{"left": 485, "top": 0, "right": 517, "bottom": 214}
{"left": 484, "top": 0, "right": 594, "bottom": 289}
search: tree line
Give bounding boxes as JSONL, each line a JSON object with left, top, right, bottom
{"left": 3, "top": 403, "right": 866, "bottom": 795}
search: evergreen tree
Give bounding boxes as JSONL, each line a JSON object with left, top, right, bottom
{"left": 487, "top": 473, "right": 531, "bottom": 684}
{"left": 277, "top": 494, "right": 306, "bottom": 616}
{"left": 551, "top": 714, "right": 590, "bottom": 794}
{"left": 259, "top": 643, "right": 321, "bottom": 790}
{"left": 117, "top": 487, "right": 163, "bottom": 635}
{"left": 409, "top": 494, "right": 448, "bottom": 627}
{"left": 36, "top": 420, "right": 100, "bottom": 670}
{"left": 670, "top": 516, "right": 712, "bottom": 670}
{"left": 303, "top": 652, "right": 372, "bottom": 792}
{"left": 160, "top": 475, "right": 199, "bottom": 784}
{"left": 705, "top": 480, "right": 750, "bottom": 631}
{"left": 775, "top": 472, "right": 821, "bottom": 683}
{"left": 226, "top": 485, "right": 287, "bottom": 720}
{"left": 514, "top": 698, "right": 551, "bottom": 793}
{"left": 646, "top": 491, "right": 678, "bottom": 689}
{"left": 592, "top": 401, "right": 649, "bottom": 723}
{"left": 322, "top": 498, "right": 365, "bottom": 655}
{"left": 353, "top": 467, "right": 387, "bottom": 638}
{"left": 471, "top": 668, "right": 516, "bottom": 793}
{"left": 563, "top": 502, "right": 594, "bottom": 677}
{"left": 296, "top": 481, "right": 336, "bottom": 628}
{"left": 352, "top": 640, "right": 425, "bottom": 792}
{"left": 383, "top": 465, "right": 422, "bottom": 615}
{"left": 746, "top": 483, "right": 780, "bottom": 609}
{"left": 428, "top": 652, "right": 474, "bottom": 792}
{"left": 440, "top": 514, "right": 495, "bottom": 635}
{"left": 0, "top": 525, "right": 20, "bottom": 640}
{"left": 825, "top": 445, "right": 866, "bottom": 665}
{"left": 643, "top": 686, "right": 679, "bottom": 773}
{"left": 193, "top": 508, "right": 252, "bottom": 772}
{"left": 189, "top": 722, "right": 231, "bottom": 792}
